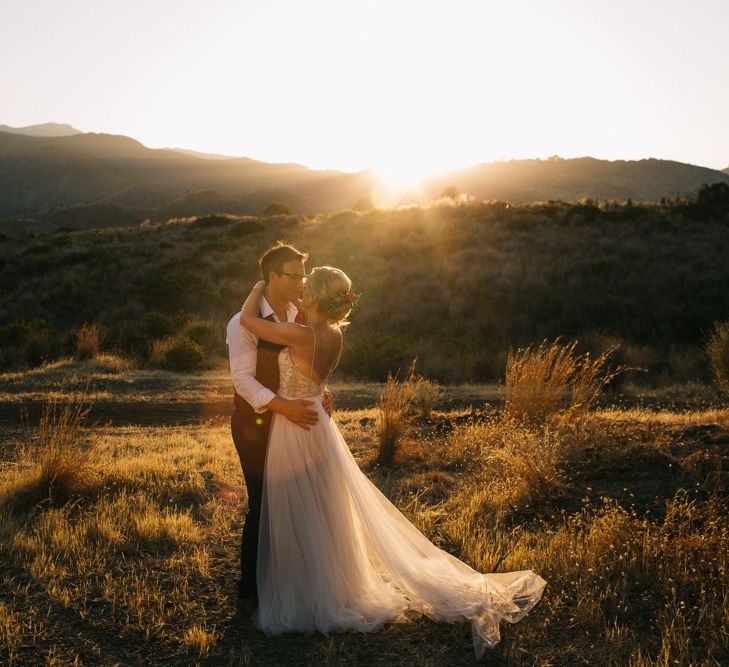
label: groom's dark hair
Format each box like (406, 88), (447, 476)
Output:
(259, 241), (308, 284)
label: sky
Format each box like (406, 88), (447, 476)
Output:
(3, 0), (729, 186)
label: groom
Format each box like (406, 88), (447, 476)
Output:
(226, 241), (328, 615)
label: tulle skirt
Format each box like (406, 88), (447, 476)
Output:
(253, 394), (546, 657)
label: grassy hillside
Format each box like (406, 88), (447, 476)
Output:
(2, 194), (729, 382)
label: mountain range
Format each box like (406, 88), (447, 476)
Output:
(1, 123), (728, 230)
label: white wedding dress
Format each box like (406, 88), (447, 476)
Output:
(253, 348), (546, 657)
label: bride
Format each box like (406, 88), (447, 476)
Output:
(239, 266), (546, 658)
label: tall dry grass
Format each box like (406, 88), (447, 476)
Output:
(376, 361), (443, 463)
(0, 405), (727, 664)
(73, 323), (105, 361)
(399, 408), (729, 665)
(377, 372), (413, 464)
(147, 338), (168, 367)
(17, 401), (97, 505)
(706, 319), (729, 394)
(0, 422), (240, 663)
(505, 339), (625, 423)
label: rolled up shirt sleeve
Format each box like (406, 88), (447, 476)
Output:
(226, 312), (276, 413)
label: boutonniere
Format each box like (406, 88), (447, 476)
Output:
(295, 311), (306, 324)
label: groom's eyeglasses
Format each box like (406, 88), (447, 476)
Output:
(276, 271), (307, 284)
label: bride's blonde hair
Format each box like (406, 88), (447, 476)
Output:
(306, 266), (357, 325)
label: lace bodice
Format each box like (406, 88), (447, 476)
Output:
(278, 347), (325, 399)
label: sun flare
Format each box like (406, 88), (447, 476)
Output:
(373, 161), (434, 192)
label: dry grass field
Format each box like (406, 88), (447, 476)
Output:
(1, 357), (728, 666)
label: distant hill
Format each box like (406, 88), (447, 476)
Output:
(423, 157), (729, 203)
(168, 148), (237, 160)
(0, 122), (81, 137)
(0, 131), (375, 217)
(1, 128), (728, 223)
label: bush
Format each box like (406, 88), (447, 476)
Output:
(183, 320), (220, 352)
(263, 203), (291, 216)
(0, 321), (32, 348)
(142, 311), (174, 339)
(706, 320), (729, 394)
(161, 336), (204, 372)
(667, 345), (706, 383)
(0, 319), (56, 370)
(24, 330), (52, 367)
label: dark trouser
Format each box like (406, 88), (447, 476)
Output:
(231, 403), (273, 599)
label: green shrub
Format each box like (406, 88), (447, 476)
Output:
(227, 220), (265, 238)
(667, 345), (706, 383)
(263, 203), (291, 216)
(142, 311), (174, 339)
(0, 320), (56, 369)
(24, 330), (52, 367)
(183, 320), (220, 352)
(0, 321), (32, 348)
(161, 336), (204, 372)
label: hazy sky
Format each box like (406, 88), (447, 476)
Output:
(3, 0), (729, 184)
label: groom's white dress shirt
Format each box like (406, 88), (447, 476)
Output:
(226, 296), (298, 414)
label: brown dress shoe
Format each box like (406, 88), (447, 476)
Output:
(236, 595), (258, 616)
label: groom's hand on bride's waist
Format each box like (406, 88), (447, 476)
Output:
(268, 396), (319, 430)
(322, 388), (334, 417)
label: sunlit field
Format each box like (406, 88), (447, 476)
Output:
(2, 197), (728, 665)
(1, 352), (727, 666)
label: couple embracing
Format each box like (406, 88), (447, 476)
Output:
(226, 242), (546, 658)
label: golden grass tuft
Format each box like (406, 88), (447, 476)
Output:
(377, 360), (443, 464)
(408, 373), (443, 420)
(0, 601), (22, 659)
(73, 323), (105, 361)
(131, 506), (202, 551)
(505, 339), (626, 423)
(181, 624), (217, 657)
(18, 401), (98, 505)
(84, 352), (134, 374)
(376, 372), (412, 464)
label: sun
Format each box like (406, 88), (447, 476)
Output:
(373, 160), (434, 192)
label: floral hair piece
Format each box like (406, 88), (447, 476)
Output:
(320, 288), (360, 317)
